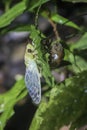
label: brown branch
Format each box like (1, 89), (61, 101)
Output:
(48, 18), (60, 41)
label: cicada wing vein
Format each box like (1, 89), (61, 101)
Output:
(25, 63), (41, 104)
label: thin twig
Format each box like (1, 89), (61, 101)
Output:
(48, 18), (60, 41)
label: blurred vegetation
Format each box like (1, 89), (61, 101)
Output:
(0, 0), (87, 130)
(63, 0), (87, 3)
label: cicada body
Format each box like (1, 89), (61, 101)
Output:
(24, 44), (41, 104)
(50, 43), (64, 64)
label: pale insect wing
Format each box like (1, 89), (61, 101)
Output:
(25, 63), (41, 104)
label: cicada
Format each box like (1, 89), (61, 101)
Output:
(24, 43), (41, 104)
(50, 43), (64, 66)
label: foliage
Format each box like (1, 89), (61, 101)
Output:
(30, 71), (87, 130)
(64, 32), (87, 73)
(51, 14), (80, 30)
(0, 0), (87, 130)
(29, 25), (54, 87)
(0, 78), (27, 130)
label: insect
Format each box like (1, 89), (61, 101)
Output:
(24, 43), (41, 105)
(41, 38), (64, 68)
(50, 43), (64, 67)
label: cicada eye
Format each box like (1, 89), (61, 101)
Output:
(27, 49), (32, 53)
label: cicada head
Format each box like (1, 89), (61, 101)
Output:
(24, 44), (37, 67)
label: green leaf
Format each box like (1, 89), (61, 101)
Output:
(30, 25), (41, 46)
(29, 25), (54, 87)
(11, 25), (31, 32)
(66, 32), (87, 73)
(4, 24), (31, 34)
(70, 55), (87, 73)
(0, 2), (26, 28)
(64, 48), (87, 73)
(71, 32), (87, 50)
(51, 14), (80, 30)
(30, 71), (87, 130)
(64, 32), (87, 73)
(27, 0), (50, 11)
(0, 78), (27, 129)
(0, 0), (49, 29)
